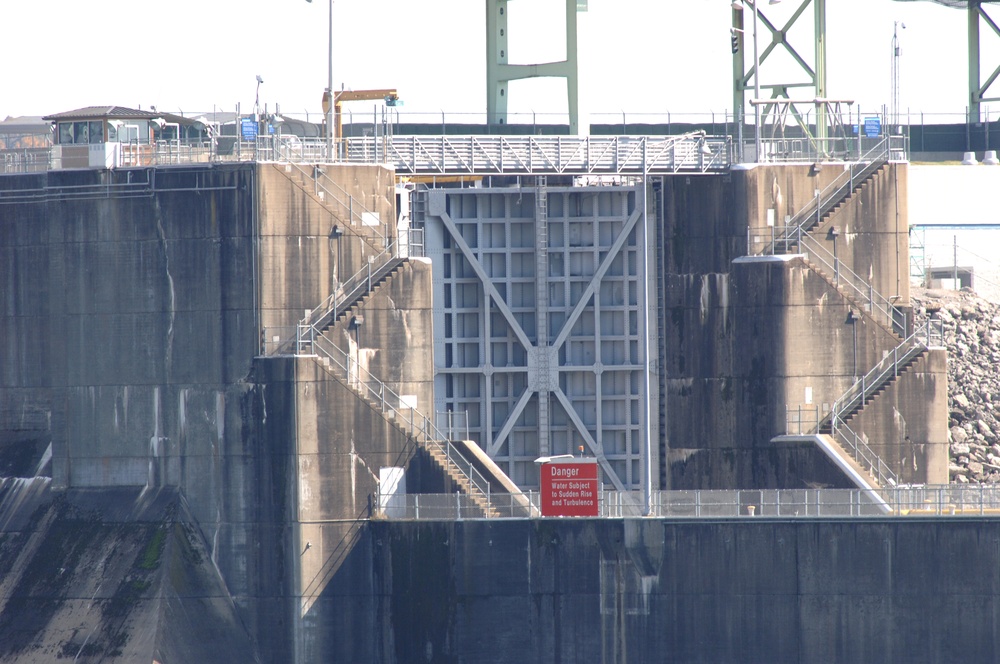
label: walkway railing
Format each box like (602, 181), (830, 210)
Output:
(2, 133), (733, 175)
(373, 485), (1000, 519)
(343, 133), (732, 175)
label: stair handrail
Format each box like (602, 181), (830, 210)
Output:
(294, 240), (403, 355)
(288, 162), (388, 246)
(309, 333), (497, 505)
(830, 319), (944, 426)
(760, 136), (891, 256)
(829, 418), (899, 490)
(791, 230), (907, 334)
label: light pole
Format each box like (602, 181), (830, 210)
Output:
(306, 0), (334, 160)
(254, 74), (264, 120)
(891, 21), (906, 130)
(733, 0), (781, 162)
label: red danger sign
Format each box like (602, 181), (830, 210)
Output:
(540, 462), (599, 517)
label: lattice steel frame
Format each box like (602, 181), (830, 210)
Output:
(486, 0), (583, 134)
(732, 0), (829, 143)
(968, 1), (1000, 118)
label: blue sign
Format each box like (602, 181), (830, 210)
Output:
(864, 116), (881, 138)
(241, 118), (258, 140)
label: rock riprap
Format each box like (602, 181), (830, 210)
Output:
(912, 287), (1000, 483)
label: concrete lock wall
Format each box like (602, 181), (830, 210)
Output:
(257, 163), (397, 346)
(1, 156), (950, 661)
(0, 161), (412, 661)
(322, 258), (436, 415)
(251, 342), (437, 660)
(659, 163), (930, 489)
(0, 164), (272, 640)
(844, 348), (949, 485)
(366, 518), (1000, 664)
(0, 163), (272, 630)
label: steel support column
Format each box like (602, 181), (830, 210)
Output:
(971, 1), (982, 119)
(732, 4), (746, 161)
(968, 0), (1000, 121)
(486, 0), (583, 134)
(732, 0), (828, 150)
(815, 0), (828, 142)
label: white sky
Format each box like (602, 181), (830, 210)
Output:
(1, 0), (996, 124)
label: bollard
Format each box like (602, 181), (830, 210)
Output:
(747, 505), (756, 517)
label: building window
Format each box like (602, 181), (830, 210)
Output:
(88, 121), (103, 144)
(73, 122), (89, 144)
(58, 122), (73, 144)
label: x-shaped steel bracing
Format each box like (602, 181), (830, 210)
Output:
(435, 201), (644, 492)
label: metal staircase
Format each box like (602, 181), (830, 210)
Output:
(309, 330), (504, 518)
(754, 141), (929, 490)
(293, 247), (407, 355)
(263, 166), (514, 514)
(764, 137), (894, 256)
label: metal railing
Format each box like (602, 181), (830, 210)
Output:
(750, 226), (907, 334)
(1, 133), (733, 175)
(292, 246), (404, 356)
(286, 162), (388, 246)
(2, 127), (913, 175)
(342, 132), (732, 175)
(823, 319), (945, 488)
(828, 418), (899, 489)
(372, 485), (1000, 520)
(306, 330), (495, 507)
(831, 319), (944, 430)
(782, 321), (944, 488)
(786, 404), (821, 436)
(740, 134), (905, 165)
(757, 135), (901, 257)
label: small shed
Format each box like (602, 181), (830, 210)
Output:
(42, 106), (209, 168)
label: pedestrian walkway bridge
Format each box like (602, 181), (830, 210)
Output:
(2, 132), (733, 176)
(338, 133), (731, 175)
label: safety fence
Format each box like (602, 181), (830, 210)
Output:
(374, 485), (1000, 520)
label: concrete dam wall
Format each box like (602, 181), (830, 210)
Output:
(367, 517), (1000, 664)
(0, 156), (954, 661)
(657, 162), (947, 489)
(0, 161), (430, 660)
